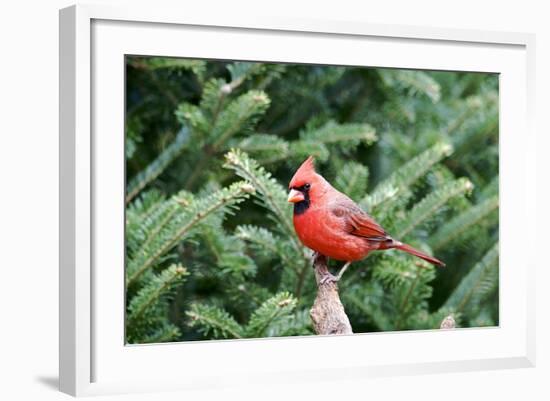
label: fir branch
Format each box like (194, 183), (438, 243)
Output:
(344, 285), (393, 331)
(372, 257), (421, 289)
(127, 265), (188, 323)
(285, 121), (377, 163)
(264, 309), (313, 337)
(397, 178), (474, 238)
(224, 149), (295, 239)
(470, 304), (497, 327)
(235, 225), (295, 268)
(446, 92), (498, 135)
(288, 140), (330, 162)
(126, 189), (165, 220)
(130, 191), (194, 259)
(127, 181), (255, 285)
(362, 141), (454, 210)
(126, 189), (167, 255)
(199, 223), (257, 278)
(127, 193), (196, 263)
(140, 322), (181, 344)
(128, 57), (206, 80)
(186, 304), (244, 339)
(126, 126), (191, 203)
(234, 134), (289, 164)
(226, 62), (266, 91)
(224, 150), (313, 297)
(430, 195), (498, 250)
(224, 150), (310, 294)
(371, 256), (435, 330)
(210, 90), (271, 149)
(394, 270), (421, 330)
(442, 242), (499, 313)
(184, 90), (270, 189)
(127, 191), (193, 264)
(175, 103), (210, 139)
(480, 175), (499, 200)
(245, 292), (297, 337)
(200, 62), (265, 128)
(334, 161), (369, 202)
(299, 120), (377, 147)
(198, 78), (230, 126)
(379, 70), (441, 102)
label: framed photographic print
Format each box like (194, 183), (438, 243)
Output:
(59, 4), (536, 396)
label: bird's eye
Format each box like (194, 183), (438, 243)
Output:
(303, 183), (311, 190)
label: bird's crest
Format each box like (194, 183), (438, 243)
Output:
(289, 156), (316, 188)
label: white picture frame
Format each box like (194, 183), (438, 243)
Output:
(59, 4), (536, 397)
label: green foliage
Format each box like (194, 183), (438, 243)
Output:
(244, 292), (298, 337)
(362, 142), (453, 210)
(396, 178), (474, 238)
(186, 303), (245, 339)
(185, 292), (301, 340)
(295, 121), (377, 161)
(429, 194), (498, 251)
(125, 57), (499, 343)
(379, 70), (441, 103)
(126, 181), (254, 287)
(442, 242), (499, 324)
(224, 148), (294, 237)
(334, 161), (370, 202)
(126, 264), (188, 343)
(126, 126), (191, 203)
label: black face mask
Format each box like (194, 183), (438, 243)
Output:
(292, 185), (311, 215)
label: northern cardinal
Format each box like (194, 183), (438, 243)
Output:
(287, 156), (444, 282)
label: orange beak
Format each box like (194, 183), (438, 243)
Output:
(287, 189), (305, 203)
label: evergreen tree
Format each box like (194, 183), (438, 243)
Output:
(125, 57), (499, 343)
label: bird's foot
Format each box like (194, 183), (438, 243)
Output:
(319, 272), (339, 285)
(335, 262), (351, 282)
(310, 251), (319, 262)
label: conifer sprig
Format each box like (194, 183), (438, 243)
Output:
(127, 264), (188, 324)
(127, 191), (194, 259)
(300, 121), (377, 147)
(397, 178), (474, 238)
(430, 195), (499, 250)
(235, 225), (295, 268)
(127, 181), (255, 285)
(379, 70), (442, 102)
(186, 304), (244, 339)
(140, 322), (182, 344)
(235, 134), (289, 164)
(334, 161), (369, 202)
(210, 91), (271, 148)
(126, 126), (191, 203)
(363, 142), (454, 210)
(128, 57), (206, 80)
(442, 242), (499, 314)
(224, 149), (294, 239)
(199, 221), (257, 278)
(179, 89), (271, 189)
(245, 292), (297, 337)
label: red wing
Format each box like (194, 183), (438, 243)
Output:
(348, 212), (389, 241)
(332, 202), (389, 241)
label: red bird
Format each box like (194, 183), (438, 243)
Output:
(287, 156), (445, 283)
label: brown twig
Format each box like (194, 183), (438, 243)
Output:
(440, 315), (456, 329)
(309, 254), (353, 335)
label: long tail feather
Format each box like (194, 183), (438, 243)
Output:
(394, 242), (445, 267)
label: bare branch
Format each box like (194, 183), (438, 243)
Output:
(440, 315), (456, 329)
(309, 254), (353, 335)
